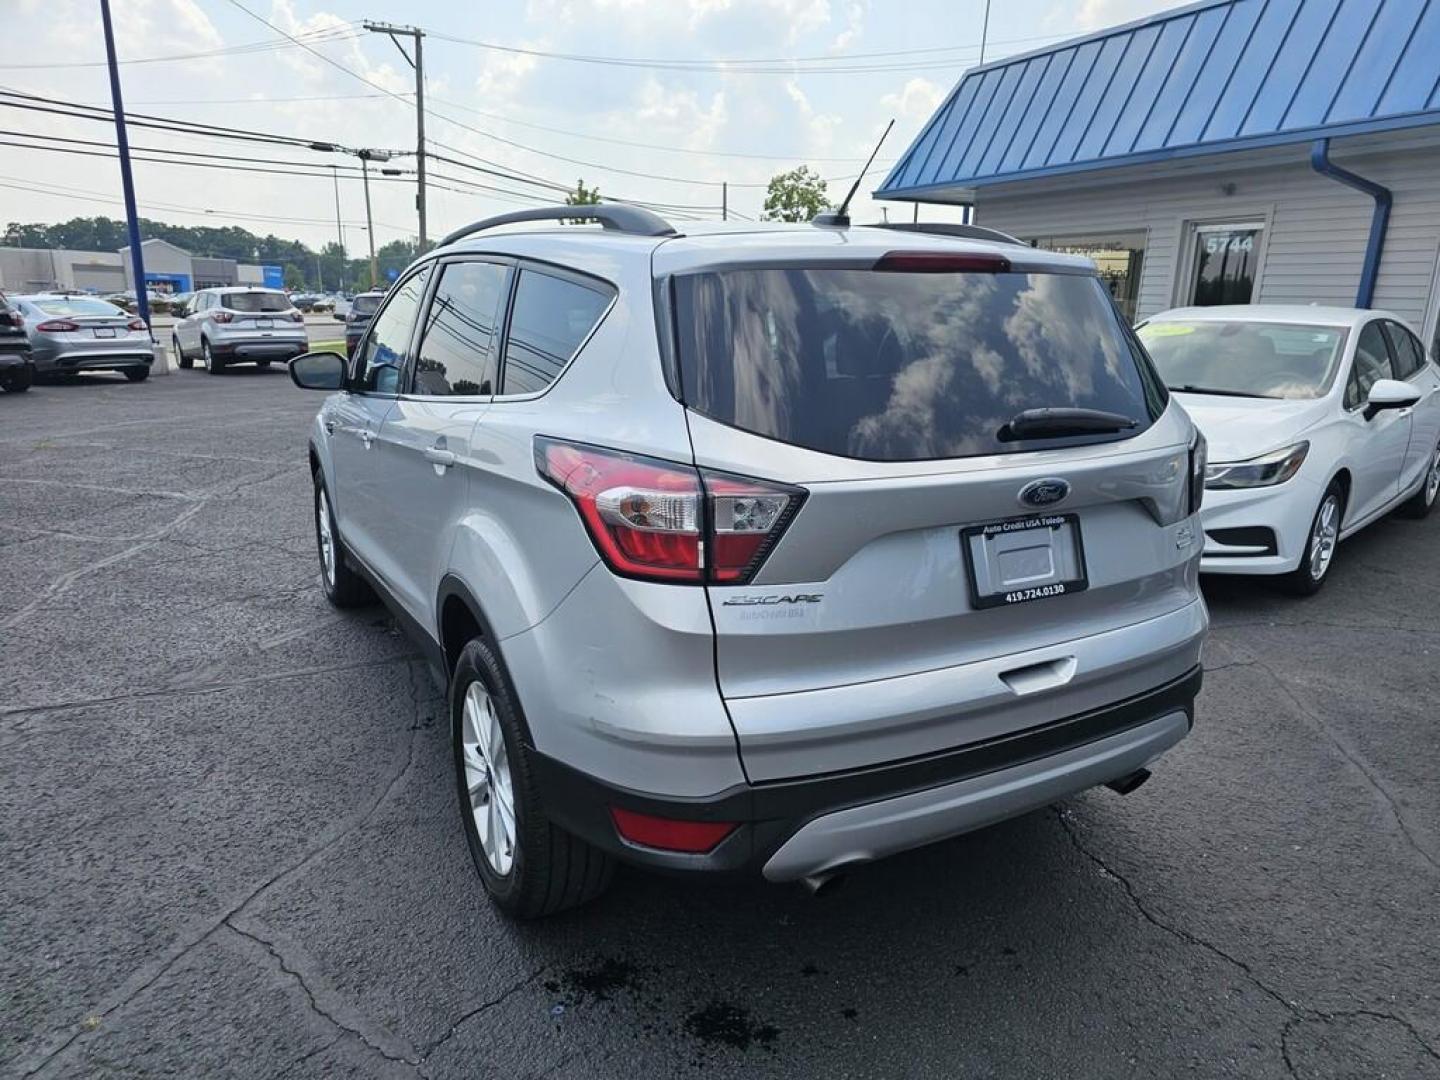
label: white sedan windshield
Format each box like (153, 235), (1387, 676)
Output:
(1138, 320), (1345, 400)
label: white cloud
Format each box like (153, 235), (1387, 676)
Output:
(881, 77), (946, 121)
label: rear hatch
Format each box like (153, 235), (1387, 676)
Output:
(220, 290), (298, 330)
(666, 244), (1202, 781)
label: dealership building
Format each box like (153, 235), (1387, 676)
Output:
(879, 0), (1440, 357)
(0, 238), (282, 295)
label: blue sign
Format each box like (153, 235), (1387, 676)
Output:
(385, 268), (399, 282)
(261, 265), (284, 289)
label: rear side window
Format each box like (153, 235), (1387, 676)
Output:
(413, 261), (509, 396)
(673, 267), (1165, 461)
(221, 292), (290, 313)
(499, 269), (613, 396)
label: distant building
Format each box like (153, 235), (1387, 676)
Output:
(878, 0), (1440, 358)
(0, 237), (281, 294)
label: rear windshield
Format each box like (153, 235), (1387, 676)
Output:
(221, 292), (291, 313)
(32, 297), (125, 318)
(1137, 320), (1345, 400)
(351, 294), (382, 316)
(673, 267), (1165, 461)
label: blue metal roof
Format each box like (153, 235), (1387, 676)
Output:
(878, 0), (1440, 198)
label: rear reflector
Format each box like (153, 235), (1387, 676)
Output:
(874, 251), (1012, 273)
(610, 807), (737, 853)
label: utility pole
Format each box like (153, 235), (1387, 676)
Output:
(331, 166), (345, 290)
(722, 182), (728, 222)
(356, 150), (393, 287)
(364, 22), (427, 250)
(99, 0), (149, 330)
(979, 0), (992, 64)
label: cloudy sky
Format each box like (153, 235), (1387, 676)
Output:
(3, 0), (1177, 252)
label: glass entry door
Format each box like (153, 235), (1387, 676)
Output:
(1190, 223), (1263, 306)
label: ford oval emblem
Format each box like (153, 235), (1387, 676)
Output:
(1019, 478), (1070, 508)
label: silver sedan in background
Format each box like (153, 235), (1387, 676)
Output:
(12, 295), (154, 382)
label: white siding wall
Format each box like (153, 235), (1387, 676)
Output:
(973, 139), (1440, 329)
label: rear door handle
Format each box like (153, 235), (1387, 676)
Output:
(423, 446), (457, 469)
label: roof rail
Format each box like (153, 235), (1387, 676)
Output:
(439, 205), (678, 247)
(872, 222), (1024, 246)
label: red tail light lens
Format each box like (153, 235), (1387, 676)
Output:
(537, 438), (703, 582)
(289, 310), (304, 323)
(36, 319), (79, 332)
(610, 807), (736, 853)
(127, 319), (147, 332)
(213, 311), (234, 324)
(535, 437), (805, 585)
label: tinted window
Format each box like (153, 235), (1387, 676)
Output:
(500, 270), (612, 395)
(674, 268), (1164, 461)
(30, 297), (126, 318)
(1384, 322), (1425, 379)
(1347, 322), (1395, 409)
(1137, 320), (1345, 400)
(351, 294), (382, 317)
(412, 261), (509, 396)
(356, 267), (430, 394)
(221, 291), (291, 313)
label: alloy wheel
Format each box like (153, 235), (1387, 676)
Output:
(1309, 494), (1340, 582)
(316, 487), (336, 587)
(1426, 445), (1440, 507)
(460, 681), (516, 876)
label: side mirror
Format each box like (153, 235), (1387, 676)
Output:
(1364, 378), (1420, 420)
(289, 350), (347, 391)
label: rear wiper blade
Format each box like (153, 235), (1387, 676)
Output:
(998, 407), (1137, 442)
(1171, 384), (1271, 399)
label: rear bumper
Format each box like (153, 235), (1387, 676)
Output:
(33, 346), (152, 372)
(210, 338), (308, 361)
(532, 665), (1201, 879)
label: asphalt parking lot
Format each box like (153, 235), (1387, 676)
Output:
(3, 369), (1438, 1079)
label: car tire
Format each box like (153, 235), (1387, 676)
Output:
(122, 367), (149, 383)
(1281, 483), (1344, 596)
(1, 365), (33, 393)
(452, 637), (614, 919)
(203, 339), (224, 375)
(174, 337), (193, 370)
(312, 469), (374, 609)
(1400, 442), (1440, 520)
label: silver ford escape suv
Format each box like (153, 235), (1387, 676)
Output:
(289, 205), (1208, 919)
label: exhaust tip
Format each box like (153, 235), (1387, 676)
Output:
(801, 872), (847, 897)
(1105, 768), (1152, 796)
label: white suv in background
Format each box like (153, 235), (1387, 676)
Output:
(172, 287), (307, 374)
(289, 206), (1209, 918)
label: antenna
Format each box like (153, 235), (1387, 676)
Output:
(813, 118), (895, 228)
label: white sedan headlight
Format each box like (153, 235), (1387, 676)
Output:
(1205, 442), (1309, 490)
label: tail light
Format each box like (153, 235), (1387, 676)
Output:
(36, 319), (79, 332)
(535, 437), (804, 585)
(1188, 431), (1207, 514)
(288, 310), (304, 323)
(127, 318), (147, 332)
(875, 251), (1012, 273)
(213, 311), (234, 324)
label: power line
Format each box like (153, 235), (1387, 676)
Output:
(0, 128), (379, 176)
(0, 25), (361, 71)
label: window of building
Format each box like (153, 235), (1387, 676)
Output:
(499, 269), (613, 396)
(1189, 223), (1263, 306)
(1026, 231), (1146, 322)
(412, 261), (510, 397)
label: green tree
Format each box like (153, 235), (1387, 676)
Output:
(564, 178), (602, 223)
(761, 165), (831, 223)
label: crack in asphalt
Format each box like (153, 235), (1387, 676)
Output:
(1056, 809), (1440, 1071)
(16, 660), (432, 1078)
(0, 465), (304, 632)
(224, 922), (422, 1072)
(1242, 654), (1440, 876)
(415, 967), (551, 1076)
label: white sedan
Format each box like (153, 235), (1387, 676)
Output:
(1137, 305), (1440, 594)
